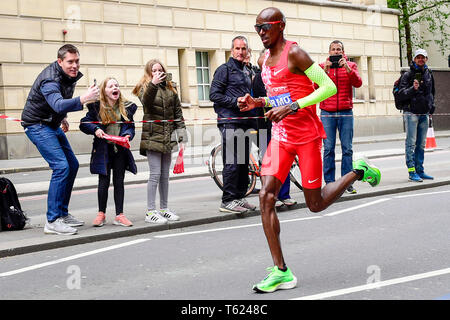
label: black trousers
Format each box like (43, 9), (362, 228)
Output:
(218, 123), (255, 203)
(98, 144), (127, 214)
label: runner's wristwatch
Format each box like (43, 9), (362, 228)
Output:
(289, 101), (299, 113)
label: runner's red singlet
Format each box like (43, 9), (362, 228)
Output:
(261, 40), (326, 144)
(260, 41), (325, 188)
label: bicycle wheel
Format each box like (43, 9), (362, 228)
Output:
(289, 156), (303, 191)
(208, 143), (258, 196)
(246, 162), (258, 197)
(208, 143), (224, 190)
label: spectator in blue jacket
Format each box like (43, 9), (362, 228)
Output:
(210, 36), (257, 214)
(397, 49), (436, 182)
(80, 77), (137, 227)
(21, 44), (99, 235)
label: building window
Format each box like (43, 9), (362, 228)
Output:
(348, 57), (361, 102)
(196, 51), (210, 101)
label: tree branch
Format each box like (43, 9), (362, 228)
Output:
(406, 1), (450, 18)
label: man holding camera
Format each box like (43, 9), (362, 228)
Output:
(319, 40), (362, 194)
(396, 49), (435, 182)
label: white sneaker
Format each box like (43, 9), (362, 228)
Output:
(62, 213), (84, 227)
(275, 200), (284, 208)
(145, 210), (168, 224)
(159, 209), (180, 221)
(44, 218), (78, 235)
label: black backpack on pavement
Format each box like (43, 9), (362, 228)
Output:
(0, 177), (27, 231)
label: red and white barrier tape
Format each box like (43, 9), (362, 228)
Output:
(1, 113), (449, 125)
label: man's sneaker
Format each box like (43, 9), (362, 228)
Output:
(92, 212), (106, 227)
(409, 172), (423, 182)
(44, 218), (77, 235)
(145, 210), (168, 224)
(353, 157), (381, 187)
(280, 198), (297, 206)
(418, 172), (434, 180)
(160, 209), (180, 221)
(346, 185), (357, 194)
(275, 200), (284, 208)
(253, 266), (298, 293)
(237, 198), (257, 211)
(219, 200), (249, 214)
(62, 213), (84, 227)
(113, 214), (133, 227)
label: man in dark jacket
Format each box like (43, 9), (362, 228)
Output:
(21, 44), (99, 235)
(397, 48), (435, 182)
(319, 40), (362, 194)
(210, 36), (257, 214)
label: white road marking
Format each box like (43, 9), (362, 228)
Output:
(292, 267), (450, 300)
(154, 216), (322, 238)
(394, 190), (450, 198)
(0, 239), (150, 278)
(155, 198), (398, 239)
(323, 198), (391, 217)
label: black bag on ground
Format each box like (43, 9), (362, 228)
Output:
(0, 177), (27, 231)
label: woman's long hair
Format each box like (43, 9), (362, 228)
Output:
(132, 59), (177, 96)
(99, 77), (129, 124)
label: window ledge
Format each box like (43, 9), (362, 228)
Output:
(181, 103), (192, 108)
(198, 101), (213, 108)
(353, 99), (365, 104)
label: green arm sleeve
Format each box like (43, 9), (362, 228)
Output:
(296, 62), (337, 109)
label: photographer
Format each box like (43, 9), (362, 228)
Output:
(319, 40), (362, 194)
(397, 49), (435, 182)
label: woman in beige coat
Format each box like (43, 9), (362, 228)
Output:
(133, 59), (187, 224)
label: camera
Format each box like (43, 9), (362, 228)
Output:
(329, 55), (342, 68)
(414, 72), (422, 82)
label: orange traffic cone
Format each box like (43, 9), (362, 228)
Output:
(426, 118), (437, 149)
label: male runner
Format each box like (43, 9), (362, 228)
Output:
(238, 7), (381, 293)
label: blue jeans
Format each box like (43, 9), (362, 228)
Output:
(403, 112), (428, 174)
(321, 109), (354, 184)
(25, 124), (79, 222)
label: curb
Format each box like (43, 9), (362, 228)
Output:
(2, 178), (450, 258)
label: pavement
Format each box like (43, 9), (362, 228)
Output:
(1, 131), (450, 258)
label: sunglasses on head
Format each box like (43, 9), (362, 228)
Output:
(254, 21), (282, 33)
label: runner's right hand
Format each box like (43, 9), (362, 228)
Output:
(238, 93), (257, 111)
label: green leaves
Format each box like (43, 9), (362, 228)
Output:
(388, 0), (450, 63)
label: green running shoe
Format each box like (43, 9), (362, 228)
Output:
(353, 157), (381, 187)
(253, 266), (297, 293)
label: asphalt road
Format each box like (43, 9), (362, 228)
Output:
(1, 186), (449, 301)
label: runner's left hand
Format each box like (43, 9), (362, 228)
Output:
(265, 105), (292, 123)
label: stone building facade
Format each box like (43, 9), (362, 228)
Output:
(0, 0), (401, 159)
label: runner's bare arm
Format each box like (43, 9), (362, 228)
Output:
(288, 45), (337, 110)
(264, 46), (336, 122)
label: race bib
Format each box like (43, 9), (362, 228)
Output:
(268, 92), (293, 108)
